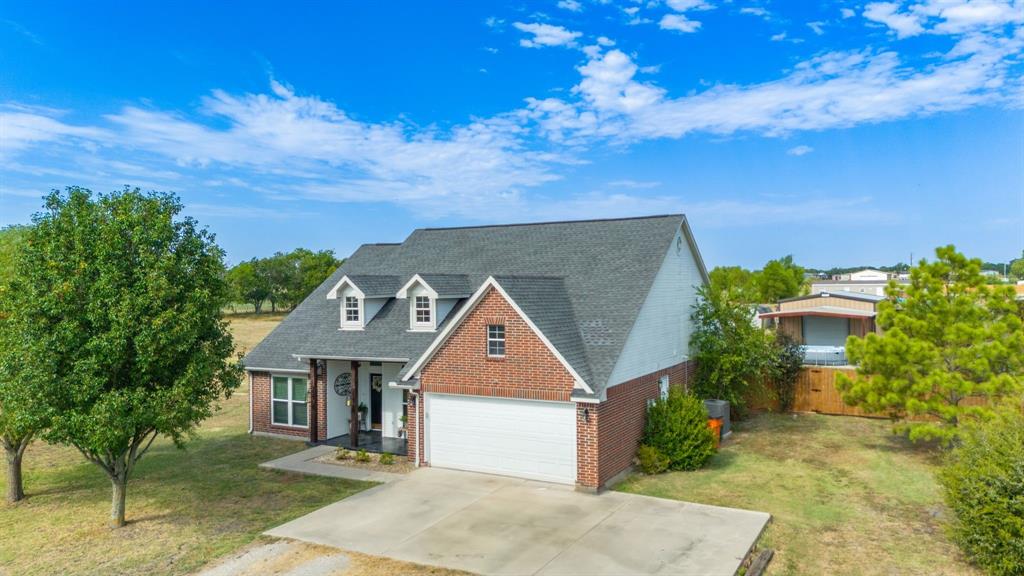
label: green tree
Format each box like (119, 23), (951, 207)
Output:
(837, 246), (1024, 443)
(690, 285), (774, 413)
(227, 260), (270, 313)
(5, 187), (241, 526)
(297, 249), (341, 303)
(708, 266), (755, 302)
(0, 224), (49, 503)
(752, 255), (806, 302)
(1011, 250), (1024, 280)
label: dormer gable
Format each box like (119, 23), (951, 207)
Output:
(396, 274), (471, 332)
(326, 274), (399, 330)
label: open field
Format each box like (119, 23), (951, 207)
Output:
(0, 314), (389, 576)
(618, 413), (977, 575)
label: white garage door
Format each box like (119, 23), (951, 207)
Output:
(426, 394), (577, 484)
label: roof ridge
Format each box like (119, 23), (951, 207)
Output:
(417, 213), (683, 232)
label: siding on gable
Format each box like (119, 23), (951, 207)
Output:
(605, 226), (702, 389)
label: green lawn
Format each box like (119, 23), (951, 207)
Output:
(618, 413), (979, 576)
(0, 315), (375, 576)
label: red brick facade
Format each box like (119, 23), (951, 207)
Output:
(249, 364), (326, 441)
(577, 360), (696, 489)
(402, 283), (697, 491)
(408, 286), (577, 464)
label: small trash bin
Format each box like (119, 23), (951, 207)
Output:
(708, 418), (722, 449)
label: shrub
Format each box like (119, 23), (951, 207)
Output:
(938, 407), (1024, 575)
(636, 444), (670, 475)
(769, 333), (804, 412)
(379, 452), (395, 466)
(334, 448), (352, 460)
(643, 388), (716, 471)
(355, 449), (371, 463)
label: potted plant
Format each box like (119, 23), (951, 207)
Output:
(357, 402), (368, 431)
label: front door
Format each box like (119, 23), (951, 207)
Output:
(370, 373), (383, 430)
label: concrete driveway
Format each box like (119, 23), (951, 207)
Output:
(267, 467), (770, 576)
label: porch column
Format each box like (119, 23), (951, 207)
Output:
(349, 361), (360, 447)
(308, 358), (318, 443)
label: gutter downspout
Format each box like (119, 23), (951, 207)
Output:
(411, 388), (420, 468)
(247, 372), (254, 434)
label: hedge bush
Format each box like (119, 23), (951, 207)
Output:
(636, 444), (670, 475)
(938, 408), (1024, 575)
(642, 388), (716, 471)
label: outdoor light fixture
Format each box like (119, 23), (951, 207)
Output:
(583, 408), (590, 423)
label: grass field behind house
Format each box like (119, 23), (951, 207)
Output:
(618, 414), (978, 576)
(0, 313), (378, 576)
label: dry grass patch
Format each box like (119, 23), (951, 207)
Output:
(618, 413), (979, 576)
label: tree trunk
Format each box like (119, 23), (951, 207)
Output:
(110, 473), (128, 528)
(5, 445), (24, 504)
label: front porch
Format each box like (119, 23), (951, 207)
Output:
(316, 431), (408, 456)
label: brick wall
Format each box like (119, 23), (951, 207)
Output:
(409, 286), (577, 464)
(250, 370), (314, 440)
(578, 359), (696, 489)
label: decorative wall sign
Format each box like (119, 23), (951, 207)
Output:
(333, 372), (351, 397)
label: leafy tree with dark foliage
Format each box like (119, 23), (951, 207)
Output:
(0, 225), (49, 503)
(4, 187), (241, 527)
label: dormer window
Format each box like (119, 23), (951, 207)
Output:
(415, 296), (431, 324)
(341, 295), (364, 330)
(345, 296), (360, 323)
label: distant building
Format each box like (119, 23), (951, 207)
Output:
(811, 278), (904, 297)
(761, 291), (885, 366)
(831, 268), (892, 282)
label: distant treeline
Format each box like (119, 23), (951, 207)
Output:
(807, 260), (1013, 277)
(226, 248), (342, 314)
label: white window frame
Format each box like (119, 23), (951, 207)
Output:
(411, 295), (434, 330)
(659, 375), (670, 400)
(487, 324), (506, 357)
(271, 375), (309, 428)
(341, 295), (363, 330)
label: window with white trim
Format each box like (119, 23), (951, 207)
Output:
(271, 375), (308, 427)
(344, 296), (360, 323)
(415, 296), (431, 324)
(659, 375), (670, 400)
(487, 324), (506, 357)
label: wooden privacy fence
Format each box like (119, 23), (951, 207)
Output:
(760, 366), (990, 419)
(793, 367), (877, 417)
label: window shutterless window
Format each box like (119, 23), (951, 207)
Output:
(415, 296), (431, 324)
(271, 376), (308, 427)
(344, 296), (360, 323)
(487, 324), (505, 357)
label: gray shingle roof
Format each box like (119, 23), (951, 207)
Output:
(345, 275), (402, 298)
(417, 274), (472, 297)
(242, 214), (692, 394)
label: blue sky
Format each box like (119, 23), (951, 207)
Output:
(1, 1), (1022, 269)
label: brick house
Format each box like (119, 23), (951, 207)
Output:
(243, 215), (708, 491)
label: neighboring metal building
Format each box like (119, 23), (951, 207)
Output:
(761, 291), (885, 366)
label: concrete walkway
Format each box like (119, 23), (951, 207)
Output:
(267, 467), (770, 576)
(259, 445), (406, 483)
(197, 540), (349, 576)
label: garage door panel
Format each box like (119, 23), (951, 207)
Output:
(427, 394), (576, 484)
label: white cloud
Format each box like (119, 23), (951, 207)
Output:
(771, 31), (788, 41)
(666, 0), (713, 11)
(0, 105), (108, 158)
(740, 7), (770, 17)
(865, 0), (1024, 39)
(787, 145), (814, 156)
(807, 21), (826, 35)
(530, 30), (1023, 142)
(513, 22), (583, 48)
(864, 2), (926, 37)
(660, 13), (703, 32)
(841, 7), (856, 18)
(607, 179), (662, 188)
(623, 6), (640, 15)
(557, 0), (583, 11)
